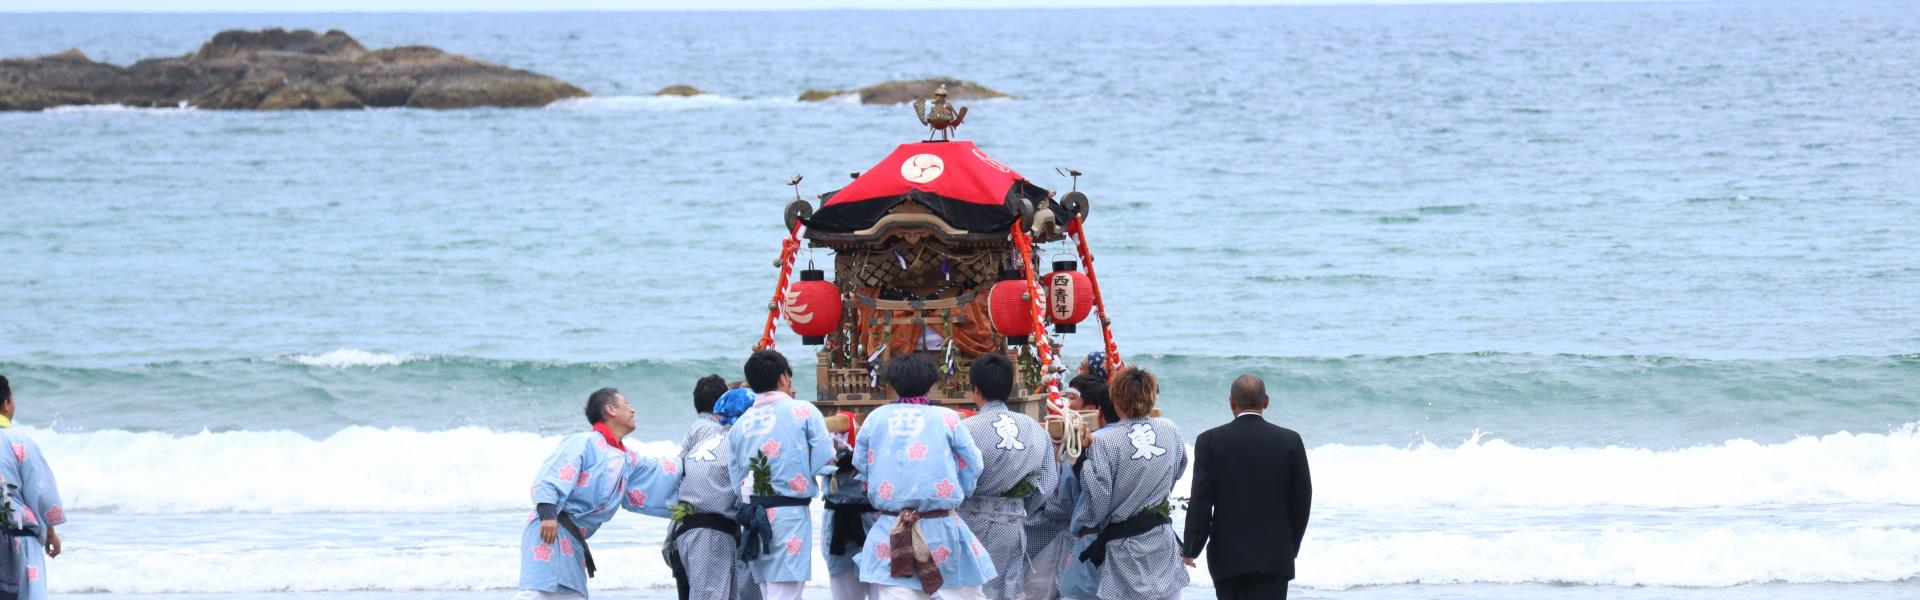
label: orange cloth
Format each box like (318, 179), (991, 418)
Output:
(855, 289), (997, 361)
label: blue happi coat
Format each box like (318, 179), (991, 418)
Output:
(1054, 422), (1121, 599)
(519, 431), (681, 598)
(0, 424), (64, 600)
(1059, 418), (1188, 599)
(851, 403), (997, 590)
(726, 391), (837, 583)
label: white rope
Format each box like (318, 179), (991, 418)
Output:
(1057, 409), (1088, 463)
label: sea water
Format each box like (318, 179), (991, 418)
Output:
(2, 2), (1918, 598)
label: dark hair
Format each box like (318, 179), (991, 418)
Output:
(1229, 374), (1268, 411)
(0, 375), (9, 403)
(744, 349), (792, 394)
(969, 353), (1014, 401)
(692, 374), (728, 413)
(585, 387), (621, 424)
(1069, 373), (1118, 424)
(883, 355), (939, 398)
(1109, 366), (1158, 419)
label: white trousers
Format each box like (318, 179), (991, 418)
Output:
(761, 581), (806, 600)
(874, 584), (987, 600)
(832, 568), (875, 600)
(512, 591), (584, 600)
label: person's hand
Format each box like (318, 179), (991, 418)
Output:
(45, 527), (61, 558)
(540, 519), (559, 544)
(1182, 556), (1196, 568)
(1080, 430), (1093, 448)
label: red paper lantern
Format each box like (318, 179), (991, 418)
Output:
(989, 273), (1035, 345)
(783, 269), (842, 345)
(1045, 260), (1094, 334)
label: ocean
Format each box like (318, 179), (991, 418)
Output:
(2, 1), (1918, 598)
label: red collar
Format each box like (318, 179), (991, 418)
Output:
(592, 423), (626, 451)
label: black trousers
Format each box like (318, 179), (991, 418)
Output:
(1215, 572), (1288, 600)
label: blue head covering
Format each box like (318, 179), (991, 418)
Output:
(1085, 351), (1109, 380)
(713, 388), (756, 426)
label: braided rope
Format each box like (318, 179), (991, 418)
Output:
(1067, 218), (1122, 378)
(754, 224), (804, 351)
(1009, 226), (1067, 415)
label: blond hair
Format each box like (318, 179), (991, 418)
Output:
(1108, 366), (1158, 419)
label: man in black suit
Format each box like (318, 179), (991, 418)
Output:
(1181, 374), (1312, 599)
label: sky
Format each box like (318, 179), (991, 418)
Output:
(2, 0), (1651, 12)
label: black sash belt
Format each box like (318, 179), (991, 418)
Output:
(555, 512), (597, 578)
(735, 495), (813, 562)
(825, 500), (876, 556)
(682, 512), (741, 538)
(1076, 511), (1171, 567)
(665, 512), (743, 600)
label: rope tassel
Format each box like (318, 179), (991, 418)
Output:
(755, 224), (804, 351)
(1067, 218), (1123, 377)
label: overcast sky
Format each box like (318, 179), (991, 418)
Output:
(3, 0), (1648, 12)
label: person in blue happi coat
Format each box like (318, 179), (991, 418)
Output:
(0, 375), (65, 600)
(726, 350), (837, 600)
(516, 388), (681, 599)
(852, 355), (996, 600)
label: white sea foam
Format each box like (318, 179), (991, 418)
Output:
(1295, 525), (1920, 589)
(30, 423), (1920, 514)
(289, 349), (419, 368)
(41, 102), (200, 115)
(46, 517), (1920, 592)
(37, 426), (679, 513)
(28, 424), (1920, 592)
(545, 94), (800, 111)
(53, 540), (676, 594)
(1302, 425), (1920, 508)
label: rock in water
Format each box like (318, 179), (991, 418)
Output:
(0, 28), (589, 111)
(653, 84), (706, 96)
(797, 77), (1008, 105)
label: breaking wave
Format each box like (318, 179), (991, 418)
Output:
(38, 426), (678, 514)
(544, 94), (804, 111)
(289, 349), (420, 368)
(34, 422), (1920, 515)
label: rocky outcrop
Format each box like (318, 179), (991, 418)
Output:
(0, 28), (588, 111)
(798, 77), (1007, 105)
(652, 84), (705, 97)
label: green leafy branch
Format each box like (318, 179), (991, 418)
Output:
(668, 500), (696, 523)
(1142, 497), (1174, 520)
(1000, 472), (1039, 499)
(749, 451), (776, 497)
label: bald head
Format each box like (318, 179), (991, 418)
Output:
(1229, 374), (1268, 411)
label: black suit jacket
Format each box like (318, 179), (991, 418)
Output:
(1182, 413), (1312, 581)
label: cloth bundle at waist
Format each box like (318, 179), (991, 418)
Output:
(825, 500), (876, 556)
(1077, 511), (1172, 567)
(0, 528), (28, 595)
(886, 508), (955, 595)
(735, 495), (813, 562)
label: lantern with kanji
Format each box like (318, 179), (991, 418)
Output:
(989, 271), (1035, 345)
(1045, 260), (1094, 333)
(783, 269), (842, 345)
